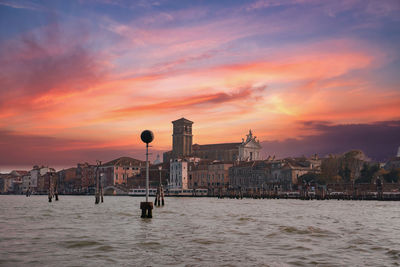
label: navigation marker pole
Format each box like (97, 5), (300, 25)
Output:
(55, 173), (59, 201)
(95, 160), (102, 204)
(140, 130), (154, 218)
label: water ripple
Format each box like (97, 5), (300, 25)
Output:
(1, 196), (400, 266)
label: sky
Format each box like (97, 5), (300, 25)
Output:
(0, 0), (400, 171)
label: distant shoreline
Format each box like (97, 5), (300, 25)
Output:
(2, 193), (400, 201)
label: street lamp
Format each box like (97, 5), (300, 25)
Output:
(157, 165), (165, 206)
(140, 130), (154, 218)
(158, 165), (162, 187)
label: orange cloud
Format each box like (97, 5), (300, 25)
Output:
(108, 85), (266, 119)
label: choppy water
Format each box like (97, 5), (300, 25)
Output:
(0, 196), (399, 266)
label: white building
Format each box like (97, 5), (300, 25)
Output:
(170, 157), (201, 189)
(170, 159), (188, 189)
(238, 130), (262, 161)
(169, 159), (188, 189)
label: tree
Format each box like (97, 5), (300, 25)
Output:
(355, 163), (380, 184)
(299, 172), (325, 185)
(321, 155), (341, 183)
(383, 169), (400, 183)
(342, 150), (367, 182)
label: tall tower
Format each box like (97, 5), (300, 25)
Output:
(172, 118), (193, 158)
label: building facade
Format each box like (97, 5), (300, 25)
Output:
(163, 117), (263, 162)
(172, 118), (193, 159)
(188, 160), (211, 189)
(238, 130), (262, 161)
(100, 157), (145, 186)
(207, 161), (233, 194)
(169, 159), (188, 189)
(77, 163), (96, 193)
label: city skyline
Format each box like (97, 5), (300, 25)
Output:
(1, 0), (400, 170)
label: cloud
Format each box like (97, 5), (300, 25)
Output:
(0, 21), (109, 112)
(0, 0), (43, 11)
(108, 85), (266, 119)
(261, 120), (400, 161)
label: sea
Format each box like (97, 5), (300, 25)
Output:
(0, 195), (399, 266)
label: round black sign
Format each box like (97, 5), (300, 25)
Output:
(141, 130), (154, 144)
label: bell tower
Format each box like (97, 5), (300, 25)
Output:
(172, 118), (193, 158)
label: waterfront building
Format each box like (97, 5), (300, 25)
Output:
(77, 163), (96, 193)
(128, 162), (169, 188)
(36, 168), (56, 194)
(229, 156), (321, 192)
(0, 174), (13, 193)
(188, 160), (212, 189)
(229, 161), (271, 191)
(6, 170), (27, 194)
(278, 156), (321, 185)
(57, 167), (78, 193)
(100, 157), (146, 186)
(207, 161), (233, 194)
(163, 117), (262, 162)
(30, 167), (40, 192)
(169, 157), (201, 189)
(30, 166), (53, 193)
(170, 158), (189, 189)
(192, 129), (262, 161)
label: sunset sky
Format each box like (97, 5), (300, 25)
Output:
(1, 0), (400, 171)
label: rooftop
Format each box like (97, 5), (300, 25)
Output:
(172, 117), (193, 124)
(104, 157), (146, 166)
(193, 142), (241, 150)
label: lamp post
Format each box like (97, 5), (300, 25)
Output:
(140, 130), (154, 218)
(158, 165), (162, 187)
(157, 165), (165, 206)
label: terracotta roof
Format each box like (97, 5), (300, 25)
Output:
(193, 142), (241, 151)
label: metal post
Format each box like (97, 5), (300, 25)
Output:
(146, 143), (149, 203)
(159, 166), (162, 187)
(140, 130), (154, 218)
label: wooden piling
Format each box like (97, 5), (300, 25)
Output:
(161, 186), (165, 206)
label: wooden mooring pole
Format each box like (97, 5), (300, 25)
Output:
(155, 165), (165, 207)
(95, 160), (102, 204)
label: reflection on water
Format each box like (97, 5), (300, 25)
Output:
(0, 196), (399, 266)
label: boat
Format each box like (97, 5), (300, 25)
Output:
(166, 188), (208, 197)
(128, 188), (208, 197)
(128, 188), (158, 196)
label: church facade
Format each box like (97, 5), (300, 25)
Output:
(163, 118), (262, 162)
